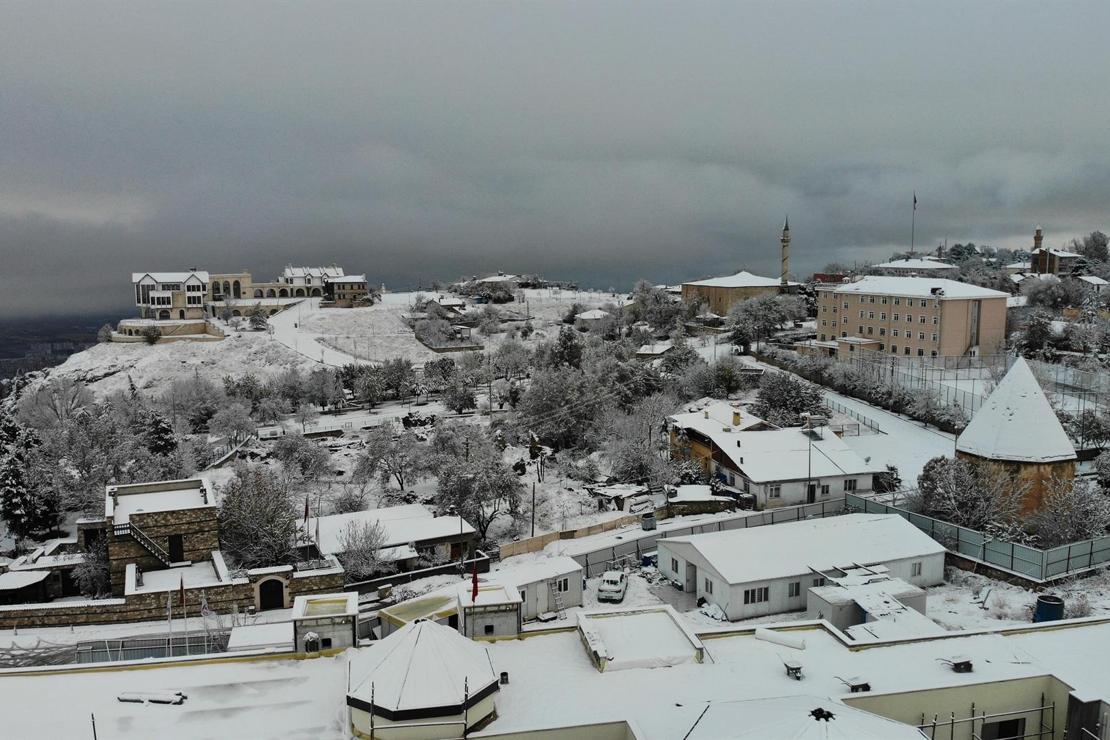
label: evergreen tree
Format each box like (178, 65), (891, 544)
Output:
(0, 429), (55, 546)
(144, 411), (178, 456)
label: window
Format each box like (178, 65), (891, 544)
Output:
(892, 329), (899, 337)
(879, 328), (885, 336)
(879, 312), (886, 320)
(866, 327), (873, 335)
(917, 348), (924, 356)
(704, 578), (714, 594)
(769, 485), (782, 499)
(869, 296), (875, 303)
(671, 558), (679, 573)
(905, 314), (913, 322)
(931, 350), (938, 357)
(918, 332), (925, 340)
(859, 310), (865, 318)
(878, 343), (884, 350)
(867, 311), (874, 319)
(788, 581), (801, 598)
(920, 299), (927, 307)
(812, 577), (826, 587)
(820, 334), (825, 341)
(858, 325), (863, 333)
(743, 586), (770, 604)
(843, 479), (858, 491)
(904, 346), (911, 355)
(843, 302), (849, 309)
(842, 317), (847, 324)
(894, 297), (901, 305)
(932, 333), (938, 342)
(932, 316), (939, 325)
(821, 320), (826, 327)
(911, 561), (923, 577)
(821, 484), (830, 496)
(821, 305), (827, 313)
(880, 297), (887, 304)
(321, 637), (333, 649)
(557, 577), (570, 592)
(890, 345), (897, 353)
(484, 624), (495, 635)
(920, 315), (927, 324)
(981, 718), (1025, 740)
(892, 313), (899, 321)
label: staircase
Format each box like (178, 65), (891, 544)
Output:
(113, 522), (173, 568)
(547, 579), (567, 620)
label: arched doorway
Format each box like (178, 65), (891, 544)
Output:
(266, 289), (276, 298)
(310, 287), (322, 297)
(178, 309), (185, 319)
(279, 288), (289, 297)
(232, 309), (242, 317)
(223, 281), (231, 297)
(258, 579), (285, 610)
(294, 288), (306, 297)
(254, 289), (263, 298)
(158, 309), (170, 320)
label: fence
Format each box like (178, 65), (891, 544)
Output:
(847, 493), (1110, 582)
(344, 551), (491, 595)
(572, 498), (846, 578)
(73, 631), (230, 664)
(823, 398), (881, 433)
(499, 511), (649, 560)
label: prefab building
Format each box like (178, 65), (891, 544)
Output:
(291, 592), (359, 652)
(656, 514), (945, 621)
(458, 582), (522, 640)
(492, 555), (583, 621)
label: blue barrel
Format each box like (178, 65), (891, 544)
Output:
(1033, 594), (1065, 623)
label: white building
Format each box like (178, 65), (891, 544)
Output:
(131, 270), (210, 320)
(458, 581), (523, 639)
(491, 555), (583, 621)
(291, 592), (359, 652)
(347, 619), (500, 739)
(280, 265), (344, 288)
(656, 514), (945, 621)
(306, 504), (476, 570)
(670, 401), (879, 507)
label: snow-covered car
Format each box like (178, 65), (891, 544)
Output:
(596, 571), (628, 603)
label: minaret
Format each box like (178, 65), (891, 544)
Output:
(780, 216), (791, 288)
(1033, 225), (1043, 250)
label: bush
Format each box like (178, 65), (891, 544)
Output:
(141, 326), (162, 345)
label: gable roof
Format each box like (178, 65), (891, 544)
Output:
(307, 504), (475, 556)
(683, 270), (788, 289)
(660, 514), (944, 585)
(956, 357), (1076, 463)
(347, 619), (497, 715)
(873, 258), (956, 271)
(131, 271), (210, 284)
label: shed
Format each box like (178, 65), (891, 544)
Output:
(491, 555), (583, 621)
(347, 619), (499, 739)
(291, 592), (359, 651)
(457, 581), (522, 639)
(656, 514), (945, 621)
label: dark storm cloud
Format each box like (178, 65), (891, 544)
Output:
(2, 1), (1109, 317)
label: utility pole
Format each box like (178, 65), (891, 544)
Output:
(531, 483), (536, 537)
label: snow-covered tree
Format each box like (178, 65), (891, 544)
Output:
(272, 434), (331, 482)
(550, 325), (584, 369)
(97, 324), (114, 343)
(753, 372), (825, 426)
(335, 520), (393, 581)
(143, 410), (178, 456)
(912, 456), (1025, 537)
(1030, 478), (1110, 547)
(217, 465), (298, 568)
(355, 427), (426, 490)
(73, 538), (110, 597)
(209, 402), (256, 444)
(0, 428), (56, 547)
(436, 453), (521, 541)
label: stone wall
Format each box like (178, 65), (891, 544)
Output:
(108, 507), (220, 595)
(0, 569), (345, 630)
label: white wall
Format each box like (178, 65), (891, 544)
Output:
(517, 571), (583, 620)
(756, 474), (875, 509)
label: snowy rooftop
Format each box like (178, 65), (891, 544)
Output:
(492, 554), (583, 588)
(347, 619), (498, 714)
(0, 570), (51, 591)
(475, 273), (520, 283)
(575, 309), (611, 320)
(283, 265), (345, 278)
(670, 399), (769, 433)
(684, 694), (927, 739)
(577, 606), (703, 671)
(1080, 275), (1109, 285)
(458, 580), (522, 608)
(292, 592), (359, 620)
(683, 270), (789, 288)
(636, 340), (673, 355)
(106, 478), (214, 524)
(328, 274), (366, 283)
(131, 560), (224, 594)
(226, 621), (294, 652)
(956, 357), (1077, 463)
(1031, 247), (1082, 258)
(831, 276), (1008, 300)
(872, 258), (957, 271)
(661, 514), (945, 585)
(131, 271), (209, 284)
(307, 503), (476, 555)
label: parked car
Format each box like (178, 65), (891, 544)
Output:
(596, 571), (628, 603)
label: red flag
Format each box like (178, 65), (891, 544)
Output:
(471, 562), (479, 603)
(179, 574), (185, 608)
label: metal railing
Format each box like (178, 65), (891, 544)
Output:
(823, 398), (881, 433)
(113, 522), (173, 566)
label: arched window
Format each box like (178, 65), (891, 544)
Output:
(310, 287), (322, 297)
(254, 289), (263, 298)
(223, 281), (231, 297)
(158, 309), (170, 320)
(279, 288), (289, 297)
(233, 280), (241, 299)
(295, 288), (306, 297)
(266, 289), (276, 298)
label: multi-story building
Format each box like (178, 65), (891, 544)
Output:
(681, 221), (798, 314)
(1028, 226), (1083, 275)
(816, 276), (1008, 358)
(324, 274), (369, 307)
(280, 265), (345, 293)
(131, 271), (210, 320)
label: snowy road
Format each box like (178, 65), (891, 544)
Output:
(823, 389), (956, 483)
(267, 297), (364, 367)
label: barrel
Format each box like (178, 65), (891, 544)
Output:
(1033, 594), (1065, 623)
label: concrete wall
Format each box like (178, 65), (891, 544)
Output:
(461, 603), (521, 639)
(294, 615), (358, 651)
(845, 674), (1071, 740)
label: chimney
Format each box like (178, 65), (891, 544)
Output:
(780, 217), (791, 288)
(704, 410), (709, 420)
(1034, 226), (1043, 250)
(732, 410), (742, 427)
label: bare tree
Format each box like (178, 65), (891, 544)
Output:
(355, 427), (426, 490)
(17, 377), (93, 430)
(336, 520), (394, 581)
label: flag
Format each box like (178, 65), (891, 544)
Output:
(303, 495), (310, 526)
(913, 191), (917, 211)
(167, 590), (172, 621)
(180, 574), (186, 608)
(471, 561), (479, 603)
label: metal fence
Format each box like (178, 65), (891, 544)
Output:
(573, 498), (846, 578)
(73, 631), (230, 664)
(823, 398), (881, 433)
(847, 494), (1110, 582)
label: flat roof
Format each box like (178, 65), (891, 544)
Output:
(226, 622), (294, 651)
(873, 258), (956, 270)
(106, 479), (213, 524)
(492, 554), (583, 589)
(292, 592), (358, 619)
(131, 561), (223, 594)
(0, 570), (51, 590)
(660, 514), (945, 585)
(829, 276), (1008, 300)
(578, 607), (702, 672)
(459, 581), (522, 608)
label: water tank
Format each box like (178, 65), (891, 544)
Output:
(641, 512), (657, 531)
(1033, 594), (1065, 623)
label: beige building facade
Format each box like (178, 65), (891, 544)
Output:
(817, 276), (1008, 357)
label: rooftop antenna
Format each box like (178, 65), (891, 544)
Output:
(910, 191), (917, 256)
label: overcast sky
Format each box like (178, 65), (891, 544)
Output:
(2, 1), (1109, 317)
